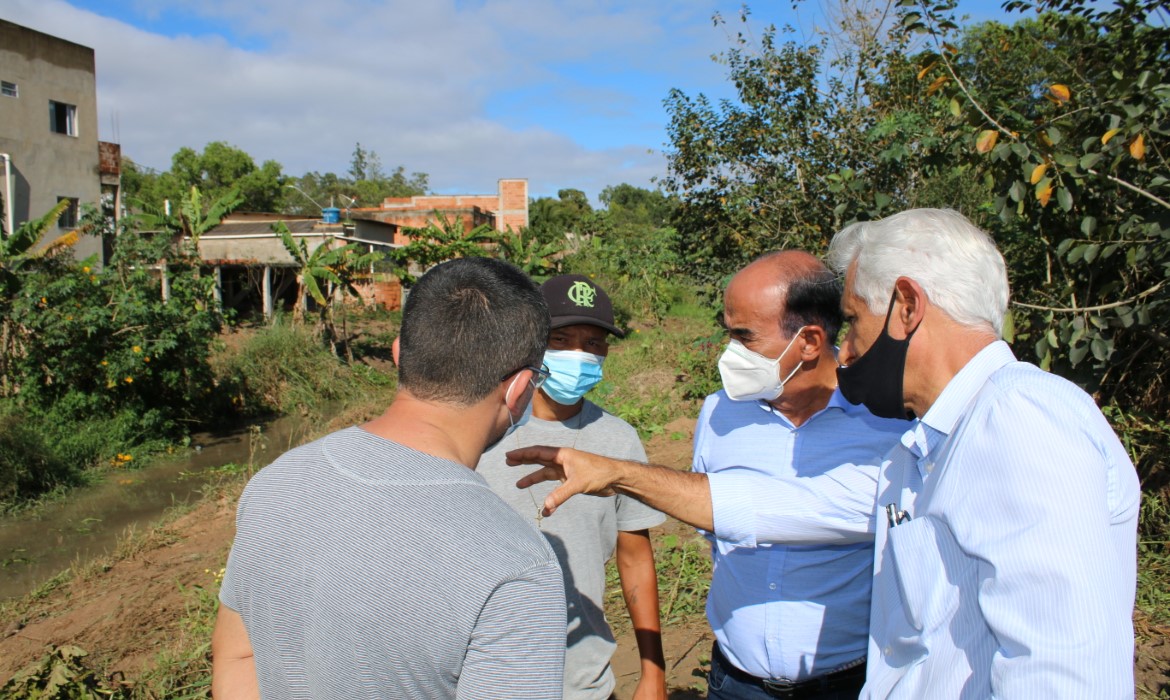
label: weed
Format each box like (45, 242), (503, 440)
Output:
(1137, 489), (1170, 631)
(656, 532), (713, 625)
(0, 644), (133, 699)
(211, 320), (392, 417)
(603, 528), (711, 637)
(0, 402), (82, 511)
(592, 317), (717, 439)
(136, 571), (221, 699)
(28, 569), (71, 600)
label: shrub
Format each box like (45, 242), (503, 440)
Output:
(213, 320), (394, 417)
(0, 402), (79, 510)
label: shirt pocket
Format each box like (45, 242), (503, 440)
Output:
(887, 514), (976, 634)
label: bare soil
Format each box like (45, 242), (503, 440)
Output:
(1, 414), (1166, 698)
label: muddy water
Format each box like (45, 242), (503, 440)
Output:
(0, 414), (318, 601)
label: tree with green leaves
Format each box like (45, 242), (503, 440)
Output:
(900, 0), (1168, 481)
(528, 189), (601, 247)
(284, 145), (429, 216)
(124, 142), (285, 214)
(0, 192), (229, 482)
(0, 199), (76, 395)
(660, 4), (937, 285)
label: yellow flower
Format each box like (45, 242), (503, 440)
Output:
(144, 356), (151, 363)
(124, 376), (133, 383)
(90, 275), (97, 282)
(101, 360), (108, 366)
(132, 346), (142, 353)
(82, 266), (90, 273)
(40, 297), (46, 304)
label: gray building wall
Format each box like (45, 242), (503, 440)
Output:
(0, 19), (103, 261)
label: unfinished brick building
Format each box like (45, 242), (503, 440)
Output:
(351, 178), (528, 245)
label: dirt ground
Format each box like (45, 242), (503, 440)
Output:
(1, 414), (1168, 697)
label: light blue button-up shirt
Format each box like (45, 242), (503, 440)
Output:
(864, 341), (1140, 698)
(695, 389), (909, 681)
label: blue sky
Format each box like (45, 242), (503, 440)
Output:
(3, 0), (1011, 203)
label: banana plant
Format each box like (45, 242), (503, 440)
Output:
(493, 225), (565, 277)
(135, 185), (243, 250)
(276, 221), (382, 360)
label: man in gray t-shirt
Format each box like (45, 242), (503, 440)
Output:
(478, 275), (666, 700)
(212, 258), (566, 699)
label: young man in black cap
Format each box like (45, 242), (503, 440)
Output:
(477, 274), (667, 700)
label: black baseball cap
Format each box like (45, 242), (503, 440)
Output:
(539, 274), (625, 338)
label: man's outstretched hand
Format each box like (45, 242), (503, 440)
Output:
(507, 446), (629, 516)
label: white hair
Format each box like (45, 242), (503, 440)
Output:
(825, 208), (1010, 336)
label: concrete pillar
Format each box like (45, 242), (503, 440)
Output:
(213, 265), (223, 312)
(161, 261), (170, 303)
(262, 265), (272, 320)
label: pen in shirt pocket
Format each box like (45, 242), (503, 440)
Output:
(885, 503), (912, 528)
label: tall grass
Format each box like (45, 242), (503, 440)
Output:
(0, 402), (84, 513)
(212, 318), (395, 418)
(591, 311), (720, 439)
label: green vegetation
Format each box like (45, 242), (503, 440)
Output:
(0, 191), (229, 509)
(213, 318), (395, 418)
(0, 186), (398, 510)
(589, 312), (716, 439)
(123, 141), (429, 217)
(1, 0), (1166, 694)
(1, 644), (133, 699)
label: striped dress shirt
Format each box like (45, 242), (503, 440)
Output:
(698, 389), (909, 681)
(864, 341), (1140, 698)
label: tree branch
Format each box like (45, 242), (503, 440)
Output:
(1085, 168), (1170, 211)
(1012, 281), (1165, 313)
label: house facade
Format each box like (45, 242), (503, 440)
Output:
(0, 19), (120, 261)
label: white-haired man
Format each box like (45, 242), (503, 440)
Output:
(828, 208), (1138, 698)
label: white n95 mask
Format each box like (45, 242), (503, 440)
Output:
(717, 328), (805, 402)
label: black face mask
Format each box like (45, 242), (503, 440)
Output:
(836, 293), (918, 420)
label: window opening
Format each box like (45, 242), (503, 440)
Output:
(49, 100), (77, 135)
(57, 197), (79, 229)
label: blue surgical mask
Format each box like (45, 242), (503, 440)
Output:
(541, 349), (605, 405)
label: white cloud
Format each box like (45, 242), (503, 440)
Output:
(3, 0), (747, 201)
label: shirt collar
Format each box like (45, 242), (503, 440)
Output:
(752, 386), (851, 423)
(920, 340), (1016, 436)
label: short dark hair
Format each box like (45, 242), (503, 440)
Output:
(781, 269), (844, 342)
(398, 257), (549, 405)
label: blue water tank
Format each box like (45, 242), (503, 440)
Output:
(322, 207), (341, 224)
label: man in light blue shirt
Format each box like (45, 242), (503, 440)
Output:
(510, 252), (908, 698)
(828, 208), (1139, 698)
(696, 252), (908, 698)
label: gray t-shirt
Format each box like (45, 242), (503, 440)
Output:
(220, 426), (566, 700)
(477, 401), (665, 700)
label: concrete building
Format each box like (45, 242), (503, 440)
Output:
(0, 19), (119, 261)
(198, 212), (402, 317)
